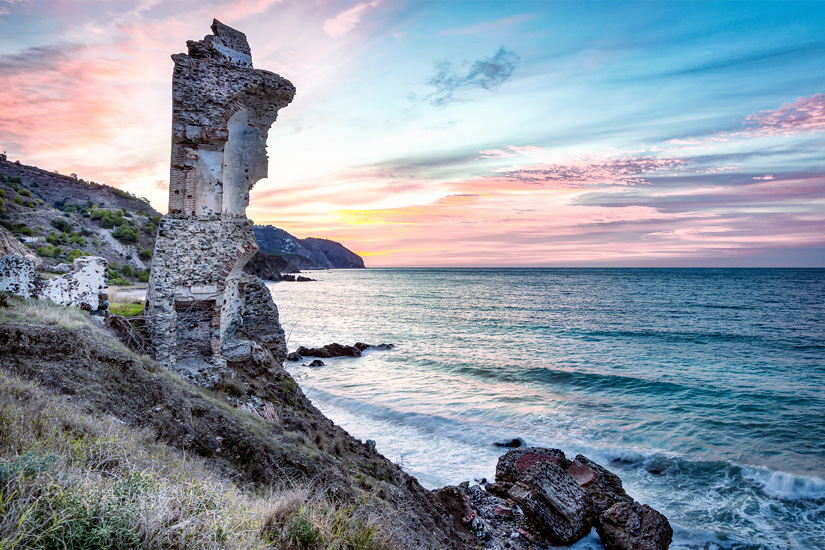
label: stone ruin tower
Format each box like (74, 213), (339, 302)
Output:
(146, 20), (294, 377)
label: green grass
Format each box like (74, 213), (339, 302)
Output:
(108, 301), (144, 317)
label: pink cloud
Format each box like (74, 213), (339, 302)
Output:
(323, 0), (382, 38)
(499, 156), (687, 187)
(745, 93), (825, 136)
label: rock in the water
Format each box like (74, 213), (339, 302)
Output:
(296, 342), (395, 358)
(308, 359), (324, 367)
(508, 461), (595, 545)
(286, 351), (302, 361)
(296, 275), (315, 282)
(494, 437), (526, 448)
(495, 447), (570, 492)
(572, 454), (633, 514)
(596, 501), (673, 550)
(296, 343), (362, 358)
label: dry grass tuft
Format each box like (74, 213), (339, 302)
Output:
(0, 295), (92, 330)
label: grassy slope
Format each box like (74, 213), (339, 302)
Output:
(0, 298), (471, 549)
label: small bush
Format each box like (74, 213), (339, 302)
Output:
(66, 249), (84, 262)
(52, 218), (73, 232)
(18, 188), (31, 198)
(139, 248), (153, 260)
(137, 269), (150, 283)
(112, 225), (138, 243)
(121, 264), (134, 277)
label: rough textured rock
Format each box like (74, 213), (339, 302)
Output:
(572, 454), (633, 514)
(495, 447), (570, 493)
(296, 342), (363, 358)
(494, 437), (526, 448)
(0, 254), (107, 312)
(596, 501), (673, 550)
(146, 20), (294, 373)
(508, 461), (595, 545)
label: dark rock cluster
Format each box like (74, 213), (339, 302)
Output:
(451, 447), (672, 550)
(291, 342), (395, 359)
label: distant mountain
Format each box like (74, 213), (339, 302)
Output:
(0, 157), (365, 284)
(254, 225), (365, 270)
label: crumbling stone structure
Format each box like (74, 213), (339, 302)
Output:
(0, 254), (108, 312)
(146, 20), (294, 378)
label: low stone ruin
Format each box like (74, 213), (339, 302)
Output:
(0, 254), (108, 313)
(145, 20), (295, 378)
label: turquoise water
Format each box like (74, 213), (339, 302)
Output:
(269, 268), (825, 549)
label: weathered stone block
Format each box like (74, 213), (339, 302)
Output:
(596, 500), (673, 550)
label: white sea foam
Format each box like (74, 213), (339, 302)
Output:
(741, 465), (825, 501)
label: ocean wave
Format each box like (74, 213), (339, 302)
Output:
(740, 465), (825, 502)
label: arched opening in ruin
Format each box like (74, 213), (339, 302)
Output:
(222, 107), (266, 217)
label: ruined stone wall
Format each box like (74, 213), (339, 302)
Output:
(146, 20), (294, 374)
(0, 254), (108, 312)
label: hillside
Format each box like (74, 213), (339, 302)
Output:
(255, 225), (366, 270)
(0, 156), (365, 286)
(0, 156), (160, 284)
(0, 297), (471, 549)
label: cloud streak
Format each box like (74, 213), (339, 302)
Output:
(323, 0), (382, 38)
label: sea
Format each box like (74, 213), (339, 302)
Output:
(268, 268), (825, 550)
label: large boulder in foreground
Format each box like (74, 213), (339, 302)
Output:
(508, 461), (595, 545)
(491, 447), (672, 549)
(596, 500), (673, 550)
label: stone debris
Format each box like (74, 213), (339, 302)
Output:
(0, 254), (108, 313)
(145, 20), (295, 378)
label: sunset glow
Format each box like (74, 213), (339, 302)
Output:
(2, 0), (824, 266)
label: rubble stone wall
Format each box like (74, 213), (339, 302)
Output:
(0, 254), (108, 312)
(146, 20), (294, 373)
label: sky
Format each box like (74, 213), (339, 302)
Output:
(1, 0), (824, 267)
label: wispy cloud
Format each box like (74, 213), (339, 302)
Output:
(427, 47), (519, 106)
(745, 93), (825, 136)
(0, 0), (28, 17)
(501, 156), (687, 187)
(323, 0), (382, 38)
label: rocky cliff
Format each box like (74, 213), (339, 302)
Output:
(254, 225), (365, 270)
